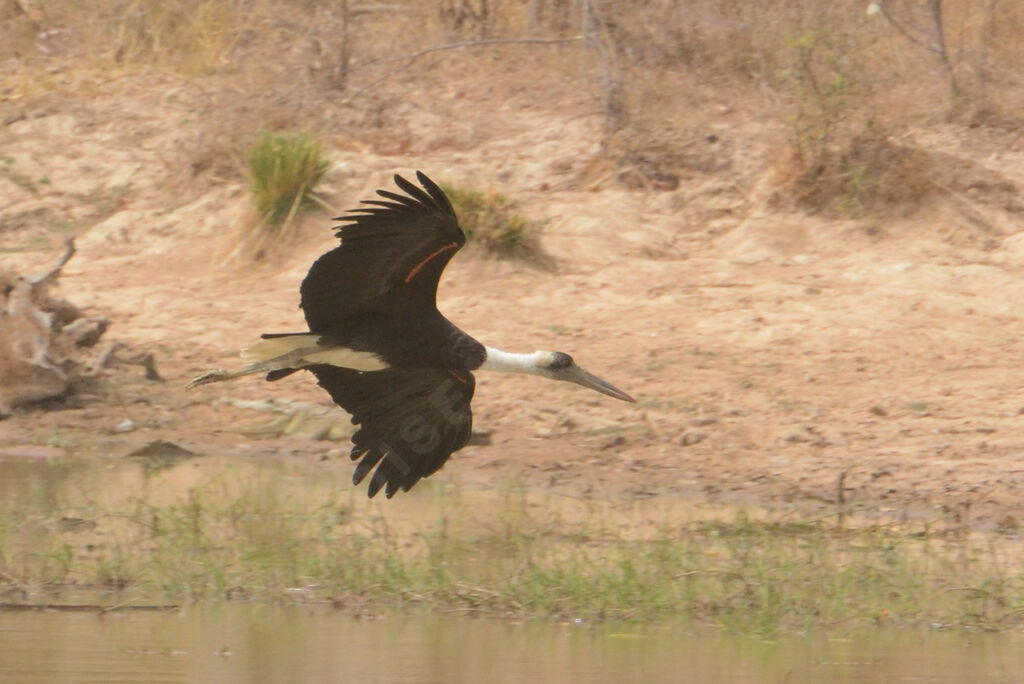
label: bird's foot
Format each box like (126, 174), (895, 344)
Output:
(185, 370), (231, 390)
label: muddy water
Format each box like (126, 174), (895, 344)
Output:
(0, 446), (814, 547)
(0, 447), (777, 555)
(2, 456), (1024, 683)
(2, 605), (1023, 683)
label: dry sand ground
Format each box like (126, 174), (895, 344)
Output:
(3, 72), (1024, 530)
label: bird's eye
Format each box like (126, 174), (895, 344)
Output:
(550, 352), (574, 369)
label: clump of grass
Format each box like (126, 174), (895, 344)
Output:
(4, 473), (1024, 634)
(246, 132), (329, 239)
(777, 131), (1019, 220)
(111, 0), (235, 76)
(440, 183), (546, 262)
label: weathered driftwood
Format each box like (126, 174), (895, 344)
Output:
(0, 239), (109, 416)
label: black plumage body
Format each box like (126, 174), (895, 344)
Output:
(269, 172), (486, 498)
(187, 171), (636, 497)
(311, 311), (486, 373)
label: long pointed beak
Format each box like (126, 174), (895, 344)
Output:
(566, 366), (636, 403)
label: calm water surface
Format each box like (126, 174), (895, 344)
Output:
(1, 605), (1023, 683)
(2, 456), (1024, 682)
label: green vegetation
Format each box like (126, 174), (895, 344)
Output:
(441, 182), (539, 260)
(246, 132), (329, 238)
(3, 474), (1024, 636)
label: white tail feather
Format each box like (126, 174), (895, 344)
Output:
(186, 334), (388, 390)
(301, 346), (388, 370)
(242, 334), (388, 371)
(240, 334), (319, 364)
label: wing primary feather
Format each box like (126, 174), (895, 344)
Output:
(392, 174), (437, 209)
(359, 200), (409, 210)
(344, 207), (400, 216)
(375, 188), (424, 209)
(352, 448), (385, 485)
(368, 464), (390, 498)
(415, 171), (455, 216)
(337, 205), (405, 217)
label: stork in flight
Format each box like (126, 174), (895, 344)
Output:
(189, 172), (634, 498)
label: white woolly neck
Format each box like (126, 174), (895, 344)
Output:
(480, 347), (550, 375)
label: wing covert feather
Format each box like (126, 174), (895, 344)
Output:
(300, 172), (464, 331)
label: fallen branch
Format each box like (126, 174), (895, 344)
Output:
(0, 602), (180, 613)
(27, 238), (75, 286)
(0, 240), (111, 415)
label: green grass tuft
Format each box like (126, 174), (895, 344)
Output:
(5, 473), (1024, 634)
(246, 132), (329, 237)
(440, 182), (544, 261)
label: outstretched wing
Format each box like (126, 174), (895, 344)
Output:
(300, 171), (463, 332)
(308, 365), (475, 498)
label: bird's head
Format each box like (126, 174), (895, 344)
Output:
(535, 351), (635, 403)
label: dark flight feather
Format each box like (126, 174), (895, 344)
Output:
(258, 173), (484, 498)
(300, 171), (465, 332)
(309, 365), (475, 498)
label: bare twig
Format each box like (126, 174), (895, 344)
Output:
(875, 1), (932, 51)
(927, 0), (959, 98)
(0, 602), (179, 613)
(28, 238), (75, 286)
(581, 0), (622, 134)
(837, 466), (854, 529)
(341, 36), (584, 104)
(333, 0), (351, 91)
(84, 341), (121, 376)
(875, 0), (959, 99)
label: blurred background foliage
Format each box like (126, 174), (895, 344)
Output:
(3, 0), (1022, 214)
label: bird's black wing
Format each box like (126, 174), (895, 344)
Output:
(300, 171), (463, 332)
(308, 365), (475, 498)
